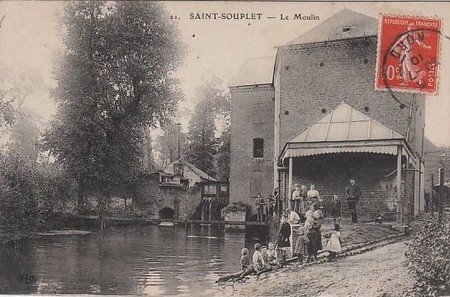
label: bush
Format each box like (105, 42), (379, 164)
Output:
(0, 151), (39, 244)
(0, 149), (76, 244)
(406, 214), (450, 296)
(220, 201), (250, 218)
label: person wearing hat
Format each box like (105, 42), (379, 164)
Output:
(346, 178), (362, 223)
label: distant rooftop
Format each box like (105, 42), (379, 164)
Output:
(229, 56), (275, 87)
(287, 9), (378, 45)
(163, 159), (217, 182)
(230, 9), (377, 87)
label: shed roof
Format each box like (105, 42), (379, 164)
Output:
(229, 56), (275, 87)
(289, 102), (404, 144)
(287, 9), (378, 45)
(280, 103), (414, 161)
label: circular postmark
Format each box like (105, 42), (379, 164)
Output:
(376, 15), (449, 106)
(381, 27), (442, 105)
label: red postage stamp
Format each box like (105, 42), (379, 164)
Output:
(375, 15), (442, 94)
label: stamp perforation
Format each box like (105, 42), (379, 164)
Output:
(375, 13), (443, 96)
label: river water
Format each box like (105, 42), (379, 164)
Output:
(0, 224), (267, 296)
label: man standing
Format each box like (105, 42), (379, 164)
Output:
(346, 178), (362, 223)
(255, 193), (265, 222)
(267, 194), (275, 220)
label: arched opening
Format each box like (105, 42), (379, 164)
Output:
(159, 207), (175, 220)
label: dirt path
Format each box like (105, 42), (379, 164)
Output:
(216, 241), (415, 297)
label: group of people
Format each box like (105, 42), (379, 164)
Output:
(255, 192), (277, 222)
(281, 204), (333, 264)
(239, 206), (342, 278)
(289, 179), (362, 224)
(254, 179), (362, 224)
(238, 179), (363, 277)
(290, 184), (321, 214)
(239, 242), (281, 278)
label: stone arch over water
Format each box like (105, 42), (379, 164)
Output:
(159, 207), (175, 219)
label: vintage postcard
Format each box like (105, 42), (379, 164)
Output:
(0, 1), (449, 297)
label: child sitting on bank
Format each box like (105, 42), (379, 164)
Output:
(253, 243), (271, 275)
(326, 223), (342, 260)
(239, 248), (254, 278)
(267, 242), (279, 266)
(260, 246), (272, 271)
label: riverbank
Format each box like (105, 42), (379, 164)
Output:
(216, 240), (414, 297)
(321, 219), (402, 246)
(216, 220), (404, 284)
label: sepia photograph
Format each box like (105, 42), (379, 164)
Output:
(0, 1), (449, 296)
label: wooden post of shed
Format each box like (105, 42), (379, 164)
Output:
(396, 146), (403, 223)
(288, 157), (293, 211)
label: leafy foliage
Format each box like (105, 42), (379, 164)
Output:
(0, 148), (75, 244)
(0, 150), (39, 244)
(406, 214), (450, 296)
(216, 122), (230, 181)
(0, 98), (15, 127)
(44, 1), (184, 202)
(155, 120), (187, 168)
(8, 108), (40, 161)
(142, 128), (157, 172)
(185, 77), (230, 178)
(220, 201), (250, 218)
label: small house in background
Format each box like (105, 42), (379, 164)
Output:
(160, 159), (217, 188)
(134, 158), (229, 222)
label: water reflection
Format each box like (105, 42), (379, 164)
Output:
(0, 224), (267, 296)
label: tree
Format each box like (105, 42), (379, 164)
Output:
(141, 127), (159, 172)
(8, 108), (40, 162)
(0, 148), (39, 244)
(213, 85), (231, 181)
(216, 123), (231, 181)
(155, 120), (186, 168)
(44, 1), (184, 208)
(185, 77), (229, 177)
(0, 15), (15, 127)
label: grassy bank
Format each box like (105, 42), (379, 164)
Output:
(269, 216), (402, 249)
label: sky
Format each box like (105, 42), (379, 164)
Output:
(0, 1), (449, 147)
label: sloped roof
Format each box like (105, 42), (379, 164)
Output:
(182, 160), (217, 182)
(289, 102), (404, 144)
(287, 9), (377, 45)
(229, 56), (275, 87)
(163, 159), (217, 182)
